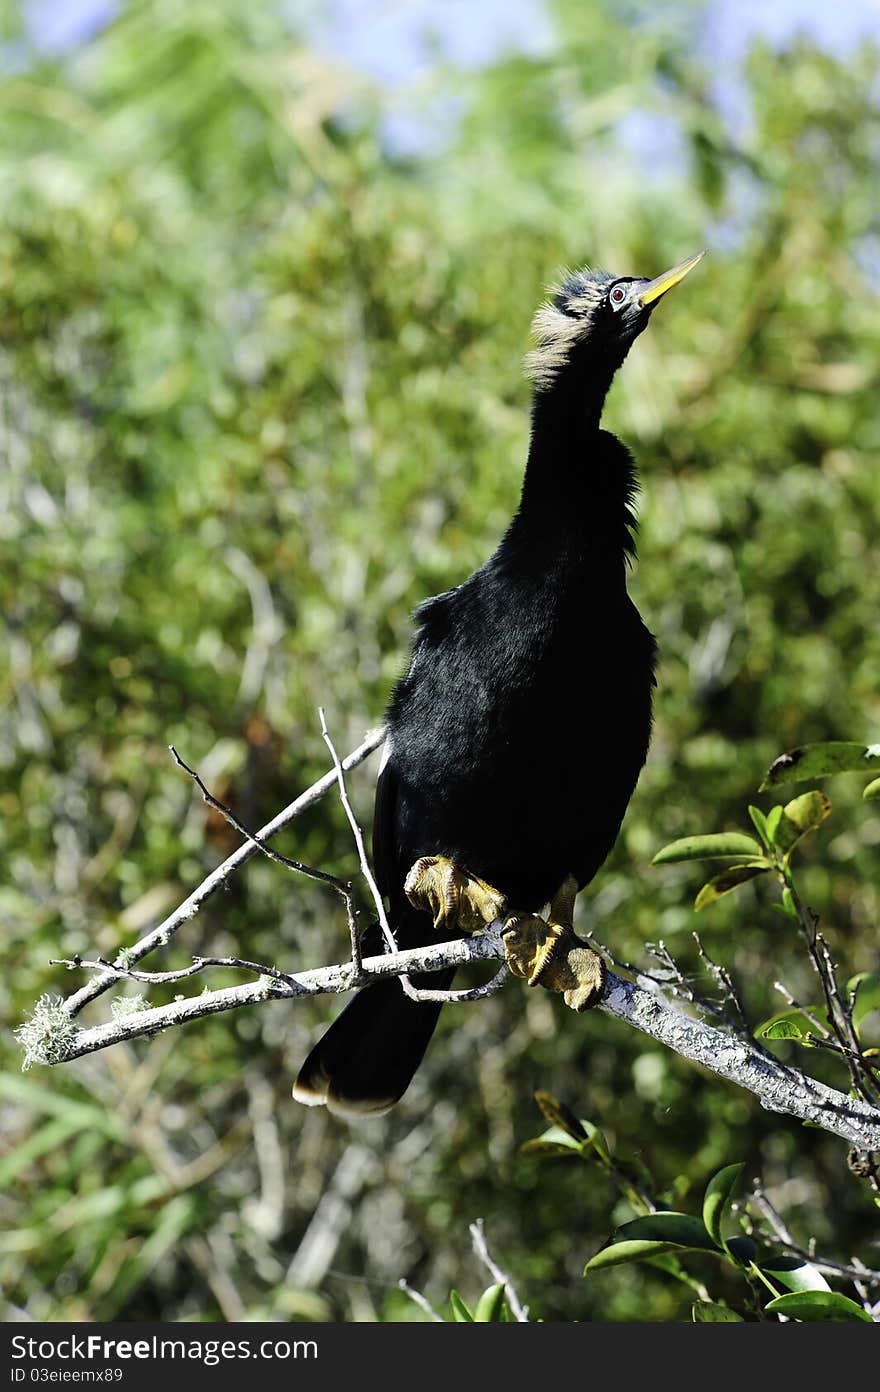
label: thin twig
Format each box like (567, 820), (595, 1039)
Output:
(774, 981), (831, 1039)
(749, 1183), (880, 1289)
(402, 958), (509, 1003)
(169, 744), (350, 893)
(50, 954), (301, 990)
(320, 708), (460, 1004)
(786, 884), (874, 1103)
(469, 1218), (529, 1322)
(170, 743), (365, 979)
(397, 1279), (445, 1322)
(61, 726), (385, 1019)
(319, 711), (397, 949)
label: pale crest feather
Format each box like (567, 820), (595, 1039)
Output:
(523, 267), (608, 389)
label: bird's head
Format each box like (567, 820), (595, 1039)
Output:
(524, 252), (705, 393)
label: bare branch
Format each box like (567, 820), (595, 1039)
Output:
(26, 925), (880, 1150)
(692, 931), (752, 1039)
(319, 708), (396, 953)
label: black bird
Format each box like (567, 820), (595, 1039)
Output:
(293, 252), (704, 1117)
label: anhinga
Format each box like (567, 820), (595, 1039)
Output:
(294, 252), (704, 1117)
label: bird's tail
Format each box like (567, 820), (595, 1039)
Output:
(292, 968), (454, 1119)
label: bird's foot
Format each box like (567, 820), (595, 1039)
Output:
(501, 876), (606, 1012)
(404, 855), (508, 934)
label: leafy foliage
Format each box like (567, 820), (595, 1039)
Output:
(3, 0), (880, 1322)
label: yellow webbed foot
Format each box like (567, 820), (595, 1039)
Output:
(404, 855), (507, 934)
(501, 914), (563, 987)
(501, 875), (606, 1012)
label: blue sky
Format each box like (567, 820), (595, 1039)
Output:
(25, 0), (880, 66)
(21, 0), (880, 155)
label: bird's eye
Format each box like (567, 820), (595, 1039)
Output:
(609, 284), (627, 308)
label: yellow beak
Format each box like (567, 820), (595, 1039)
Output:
(638, 251), (706, 307)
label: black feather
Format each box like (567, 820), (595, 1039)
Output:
(294, 265), (661, 1115)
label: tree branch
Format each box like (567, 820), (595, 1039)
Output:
(30, 933), (880, 1151)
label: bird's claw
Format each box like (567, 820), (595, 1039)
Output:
(501, 914), (606, 1012)
(404, 855), (508, 934)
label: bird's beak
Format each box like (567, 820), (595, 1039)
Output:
(638, 251), (706, 307)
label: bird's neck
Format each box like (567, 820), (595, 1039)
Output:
(506, 361), (638, 583)
(521, 337), (628, 500)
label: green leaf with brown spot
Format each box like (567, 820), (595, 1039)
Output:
(772, 791), (832, 854)
(533, 1091), (587, 1141)
(760, 742), (880, 791)
(694, 863), (770, 911)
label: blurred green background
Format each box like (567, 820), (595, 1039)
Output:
(2, 0), (879, 1322)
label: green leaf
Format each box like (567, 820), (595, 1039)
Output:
(613, 1212), (719, 1251)
(759, 1019), (807, 1041)
(772, 791), (832, 854)
(652, 833), (764, 866)
(748, 805), (770, 847)
(764, 805), (784, 844)
(849, 973), (880, 1027)
(586, 1212), (720, 1275)
(586, 1239), (690, 1272)
(533, 1091), (587, 1142)
(764, 1290), (872, 1322)
(520, 1130), (583, 1159)
(694, 863), (770, 911)
(755, 1007), (825, 1041)
(473, 1283), (507, 1322)
(702, 1163), (744, 1247)
(760, 1255), (831, 1294)
(724, 1235), (758, 1265)
(692, 1300), (744, 1322)
(760, 741), (880, 791)
(449, 1290), (474, 1322)
(863, 777), (880, 801)
(581, 1121), (612, 1165)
